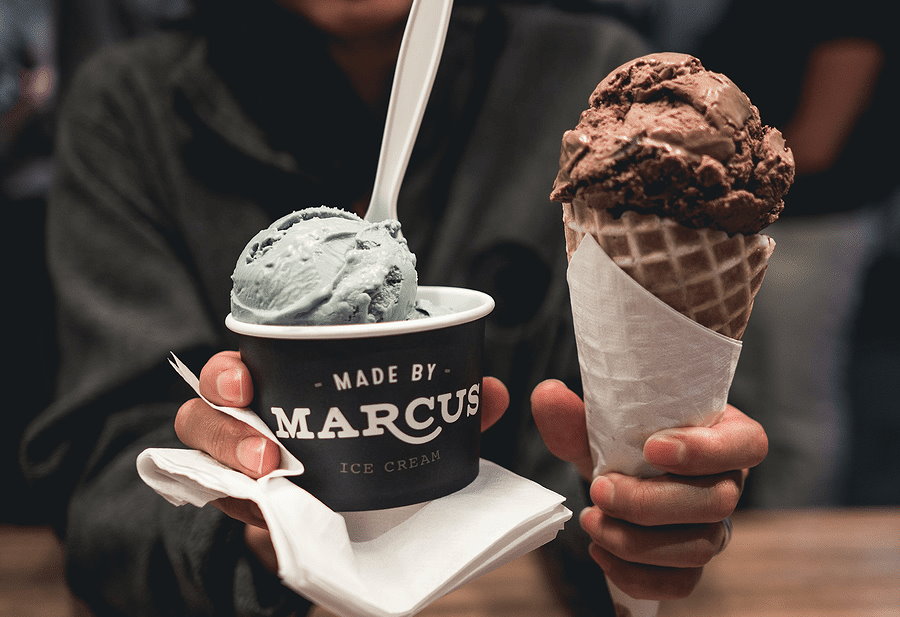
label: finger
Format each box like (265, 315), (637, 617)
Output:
(579, 507), (730, 568)
(198, 350), (254, 408)
(643, 405), (768, 476)
(531, 379), (593, 478)
(211, 497), (267, 529)
(480, 377), (508, 432)
(175, 398), (280, 478)
(587, 543), (704, 601)
(590, 470), (744, 526)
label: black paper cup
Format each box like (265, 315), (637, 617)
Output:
(225, 286), (495, 511)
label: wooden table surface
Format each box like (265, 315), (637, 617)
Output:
(2, 508), (897, 617)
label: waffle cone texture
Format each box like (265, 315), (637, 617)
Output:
(562, 194), (774, 340)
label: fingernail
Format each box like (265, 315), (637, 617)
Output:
(591, 476), (615, 509)
(217, 368), (244, 403)
(236, 436), (268, 475)
(645, 433), (686, 466)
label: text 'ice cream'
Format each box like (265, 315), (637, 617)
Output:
(230, 207), (421, 325)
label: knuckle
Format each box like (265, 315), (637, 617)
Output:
(707, 476), (742, 520)
(738, 417), (769, 468)
(173, 392), (255, 467)
(206, 415), (244, 462)
(615, 528), (642, 560)
(686, 527), (723, 566)
(599, 521), (638, 559)
(174, 399), (200, 442)
(197, 360), (219, 398)
(751, 425), (769, 466)
(579, 509), (602, 541)
(624, 482), (659, 525)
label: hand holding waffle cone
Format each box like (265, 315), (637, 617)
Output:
(549, 53), (794, 615)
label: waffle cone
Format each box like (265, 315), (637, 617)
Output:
(562, 194), (774, 340)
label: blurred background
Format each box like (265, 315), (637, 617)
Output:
(2, 0), (897, 526)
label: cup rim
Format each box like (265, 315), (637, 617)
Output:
(225, 285), (494, 340)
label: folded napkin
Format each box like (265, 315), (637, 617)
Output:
(137, 355), (571, 617)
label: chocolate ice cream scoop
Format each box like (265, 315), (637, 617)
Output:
(550, 52), (794, 235)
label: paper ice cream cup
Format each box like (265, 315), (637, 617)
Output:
(225, 286), (494, 511)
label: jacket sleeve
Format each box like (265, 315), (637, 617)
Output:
(21, 50), (310, 617)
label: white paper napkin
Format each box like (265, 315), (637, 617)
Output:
(566, 234), (743, 616)
(136, 355), (571, 617)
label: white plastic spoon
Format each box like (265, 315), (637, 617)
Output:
(364, 0), (455, 224)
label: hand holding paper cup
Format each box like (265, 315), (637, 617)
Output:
(136, 207), (573, 617)
(549, 53), (794, 615)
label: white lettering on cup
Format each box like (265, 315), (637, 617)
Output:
(271, 407), (315, 439)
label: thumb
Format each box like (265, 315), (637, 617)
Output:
(531, 379), (593, 479)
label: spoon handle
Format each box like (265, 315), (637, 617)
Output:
(365, 0), (454, 223)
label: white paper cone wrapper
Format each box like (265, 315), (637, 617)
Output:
(608, 582), (661, 617)
(567, 234), (742, 478)
(567, 235), (742, 617)
(136, 354), (571, 617)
